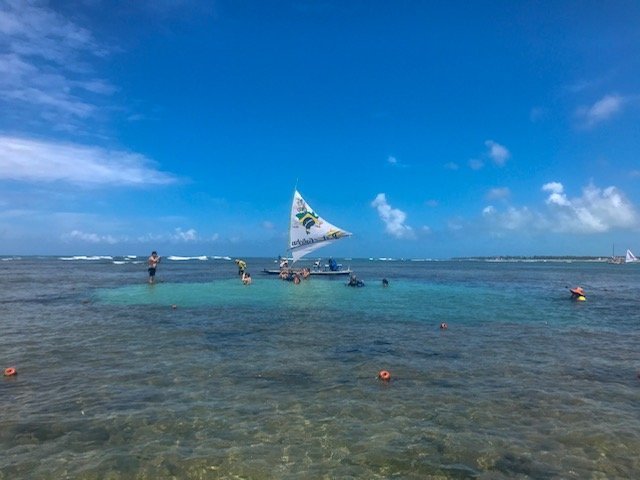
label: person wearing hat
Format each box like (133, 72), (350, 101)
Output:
(235, 259), (247, 276)
(570, 286), (586, 301)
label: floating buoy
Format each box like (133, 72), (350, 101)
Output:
(3, 367), (17, 377)
(378, 370), (391, 382)
(440, 322), (448, 330)
(171, 304), (177, 309)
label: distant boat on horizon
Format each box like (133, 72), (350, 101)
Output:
(625, 249), (638, 264)
(608, 243), (624, 264)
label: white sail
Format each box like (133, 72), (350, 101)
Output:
(625, 249), (638, 263)
(289, 190), (351, 262)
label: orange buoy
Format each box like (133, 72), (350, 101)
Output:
(378, 370), (391, 382)
(3, 367), (17, 377)
(440, 322), (448, 329)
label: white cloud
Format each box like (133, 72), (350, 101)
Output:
(484, 140), (510, 166)
(542, 182), (563, 194)
(542, 182), (571, 207)
(173, 228), (198, 241)
(0, 135), (178, 186)
(542, 182), (638, 233)
(371, 193), (414, 239)
(387, 156), (397, 165)
(482, 181), (638, 235)
(482, 205), (495, 216)
(576, 94), (624, 127)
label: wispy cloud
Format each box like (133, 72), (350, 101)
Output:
(59, 226), (204, 245)
(468, 158), (484, 170)
(0, 0), (114, 129)
(371, 193), (414, 239)
(65, 230), (119, 244)
(444, 162), (459, 170)
(529, 106), (547, 122)
(486, 187), (510, 200)
(465, 141), (510, 171)
(482, 205), (537, 231)
(0, 135), (178, 186)
(386, 155), (409, 168)
(576, 94), (625, 127)
(484, 140), (510, 166)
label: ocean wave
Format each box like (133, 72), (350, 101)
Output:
(59, 256), (113, 261)
(166, 256), (209, 261)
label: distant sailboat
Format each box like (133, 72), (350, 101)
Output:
(608, 243), (623, 264)
(263, 189), (352, 275)
(625, 249), (638, 263)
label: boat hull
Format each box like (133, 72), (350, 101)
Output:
(262, 269), (351, 276)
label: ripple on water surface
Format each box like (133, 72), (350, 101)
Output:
(1, 260), (640, 478)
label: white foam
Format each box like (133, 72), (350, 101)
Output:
(167, 256), (209, 261)
(59, 255), (113, 261)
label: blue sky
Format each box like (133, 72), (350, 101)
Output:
(1, 0), (639, 258)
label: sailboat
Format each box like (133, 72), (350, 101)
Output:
(608, 243), (623, 264)
(263, 189), (352, 276)
(625, 249), (638, 263)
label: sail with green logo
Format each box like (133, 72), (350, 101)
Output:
(289, 190), (351, 263)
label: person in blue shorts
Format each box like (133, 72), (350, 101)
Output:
(147, 251), (160, 284)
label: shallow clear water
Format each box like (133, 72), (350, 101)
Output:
(1, 257), (639, 479)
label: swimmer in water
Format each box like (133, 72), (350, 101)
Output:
(569, 286), (586, 301)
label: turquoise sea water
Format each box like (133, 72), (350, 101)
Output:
(1, 256), (639, 479)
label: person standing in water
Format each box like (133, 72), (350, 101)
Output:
(235, 259), (247, 276)
(147, 251), (161, 284)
